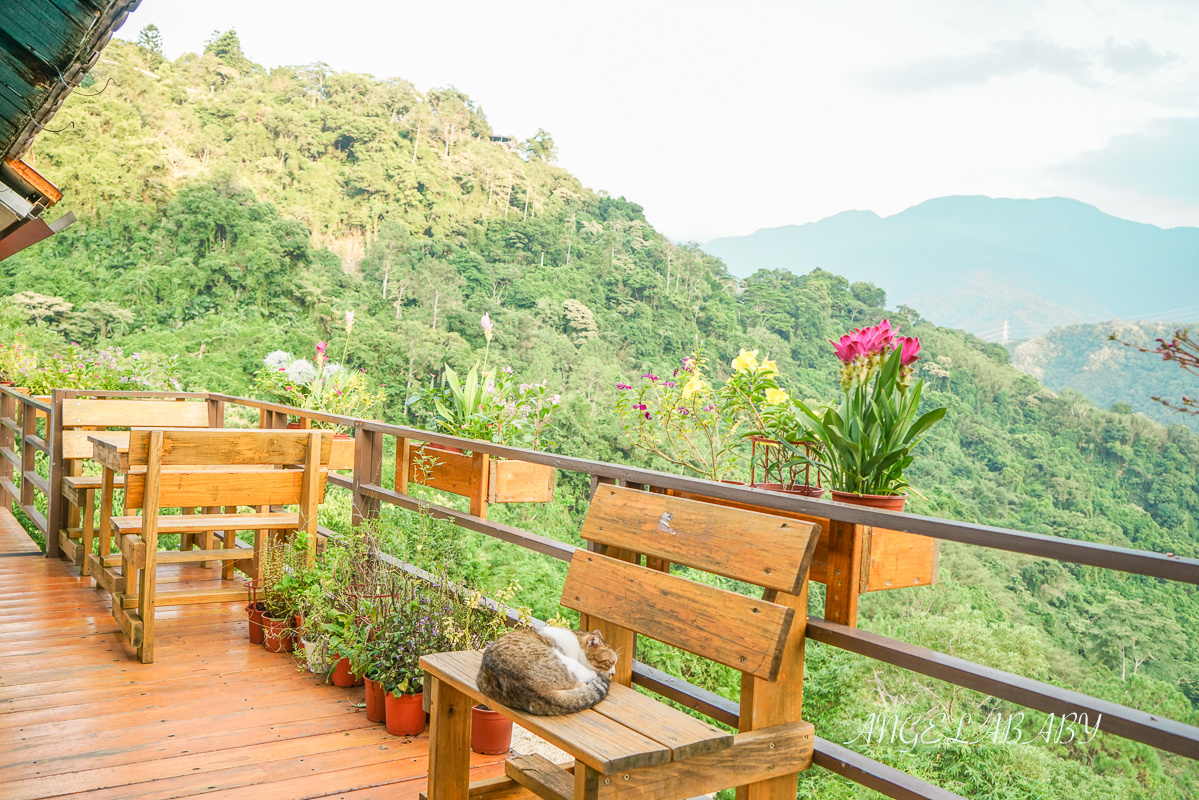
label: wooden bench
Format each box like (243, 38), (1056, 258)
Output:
(56, 397), (212, 574)
(97, 428), (332, 663)
(421, 484), (821, 800)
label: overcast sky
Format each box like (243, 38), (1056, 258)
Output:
(122, 0), (1199, 242)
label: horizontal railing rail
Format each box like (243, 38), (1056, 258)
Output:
(19, 387), (1198, 800)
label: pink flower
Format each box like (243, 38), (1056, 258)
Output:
(644, 411), (652, 420)
(616, 382), (632, 390)
(831, 334), (864, 364)
(896, 336), (922, 366)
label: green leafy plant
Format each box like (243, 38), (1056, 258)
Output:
(791, 321), (946, 497)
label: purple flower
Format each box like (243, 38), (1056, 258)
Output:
(644, 411), (652, 420)
(616, 382), (632, 390)
(642, 373), (659, 382)
(663, 381), (677, 388)
(677, 407), (689, 416)
(503, 366), (514, 374)
(703, 404), (715, 412)
(633, 403), (647, 411)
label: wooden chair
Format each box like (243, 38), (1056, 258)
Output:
(58, 398), (211, 574)
(421, 484), (822, 800)
(98, 428), (332, 663)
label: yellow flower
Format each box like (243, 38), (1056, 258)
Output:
(765, 387), (789, 405)
(760, 359), (778, 376)
(683, 374), (706, 398)
(731, 348), (759, 373)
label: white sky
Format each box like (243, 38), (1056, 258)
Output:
(122, 0), (1199, 242)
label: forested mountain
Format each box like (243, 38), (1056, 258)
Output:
(3, 34), (1198, 799)
(1011, 320), (1199, 432)
(701, 197), (1199, 341)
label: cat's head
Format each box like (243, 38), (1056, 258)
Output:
(578, 629), (618, 677)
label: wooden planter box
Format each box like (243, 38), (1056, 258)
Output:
(329, 436), (354, 470)
(670, 489), (937, 593)
(489, 458), (555, 504)
(400, 444), (555, 517)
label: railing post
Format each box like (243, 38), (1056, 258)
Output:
(394, 436), (411, 495)
(824, 519), (864, 626)
(207, 396), (225, 428)
(352, 423), (383, 527)
(0, 390), (14, 510)
(20, 397), (36, 523)
(45, 389), (67, 559)
(469, 452), (489, 519)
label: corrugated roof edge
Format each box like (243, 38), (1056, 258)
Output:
(4, 0), (144, 162)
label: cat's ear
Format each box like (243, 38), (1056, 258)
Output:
(591, 629), (603, 639)
(587, 633), (603, 647)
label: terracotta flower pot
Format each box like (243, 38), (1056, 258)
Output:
(330, 655), (364, 687)
(262, 614), (293, 653)
(385, 691), (426, 736)
(829, 490), (906, 512)
(783, 485), (826, 498)
(246, 602), (266, 645)
(471, 705), (513, 754)
(364, 677), (387, 723)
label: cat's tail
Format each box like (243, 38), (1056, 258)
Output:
(526, 675), (611, 716)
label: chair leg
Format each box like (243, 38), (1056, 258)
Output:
(80, 488), (95, 576)
(426, 676), (472, 800)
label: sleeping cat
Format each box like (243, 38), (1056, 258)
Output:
(477, 626), (618, 715)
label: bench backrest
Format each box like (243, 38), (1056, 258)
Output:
(60, 399), (210, 460)
(124, 428), (332, 512)
(564, 485), (820, 683)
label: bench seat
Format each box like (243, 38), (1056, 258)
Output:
(110, 512), (300, 535)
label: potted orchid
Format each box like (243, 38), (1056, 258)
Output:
(788, 320), (946, 510)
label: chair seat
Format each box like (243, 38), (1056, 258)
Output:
(420, 649), (733, 775)
(63, 474), (127, 490)
(111, 512), (300, 535)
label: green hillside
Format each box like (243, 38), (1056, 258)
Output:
(2, 34), (1198, 799)
(1010, 320), (1199, 432)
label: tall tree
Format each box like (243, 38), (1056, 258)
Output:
(136, 25), (164, 68)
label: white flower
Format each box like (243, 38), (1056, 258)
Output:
(264, 350), (290, 369)
(345, 309), (355, 334)
(287, 359), (317, 384)
(549, 394), (561, 405)
(324, 362), (345, 377)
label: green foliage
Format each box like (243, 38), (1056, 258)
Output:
(5, 39), (1198, 797)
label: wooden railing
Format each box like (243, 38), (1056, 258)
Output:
(0, 387), (52, 538)
(7, 386), (1199, 799)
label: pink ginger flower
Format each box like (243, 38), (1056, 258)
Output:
(896, 336), (922, 366)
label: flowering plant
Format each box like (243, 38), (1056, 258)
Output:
(0, 337), (37, 383)
(15, 344), (179, 394)
(791, 320), (946, 497)
(615, 351), (743, 481)
(426, 315), (562, 449)
(253, 342), (384, 426)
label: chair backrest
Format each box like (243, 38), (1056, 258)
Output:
(124, 428), (333, 511)
(563, 485), (820, 683)
(60, 399), (210, 461)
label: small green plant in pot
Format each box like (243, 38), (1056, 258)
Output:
(790, 320), (947, 511)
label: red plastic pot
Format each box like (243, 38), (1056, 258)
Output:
(246, 602), (265, 645)
(829, 490), (906, 512)
(385, 691), (426, 736)
(330, 655), (364, 687)
(471, 705), (513, 754)
(364, 677), (386, 723)
(262, 614), (293, 653)
(783, 485), (826, 498)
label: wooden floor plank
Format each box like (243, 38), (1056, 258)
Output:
(0, 508), (507, 800)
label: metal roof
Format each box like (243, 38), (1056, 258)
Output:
(1, 0), (142, 161)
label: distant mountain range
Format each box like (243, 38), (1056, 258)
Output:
(702, 196), (1199, 340)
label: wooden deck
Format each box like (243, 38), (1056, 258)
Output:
(0, 509), (508, 800)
